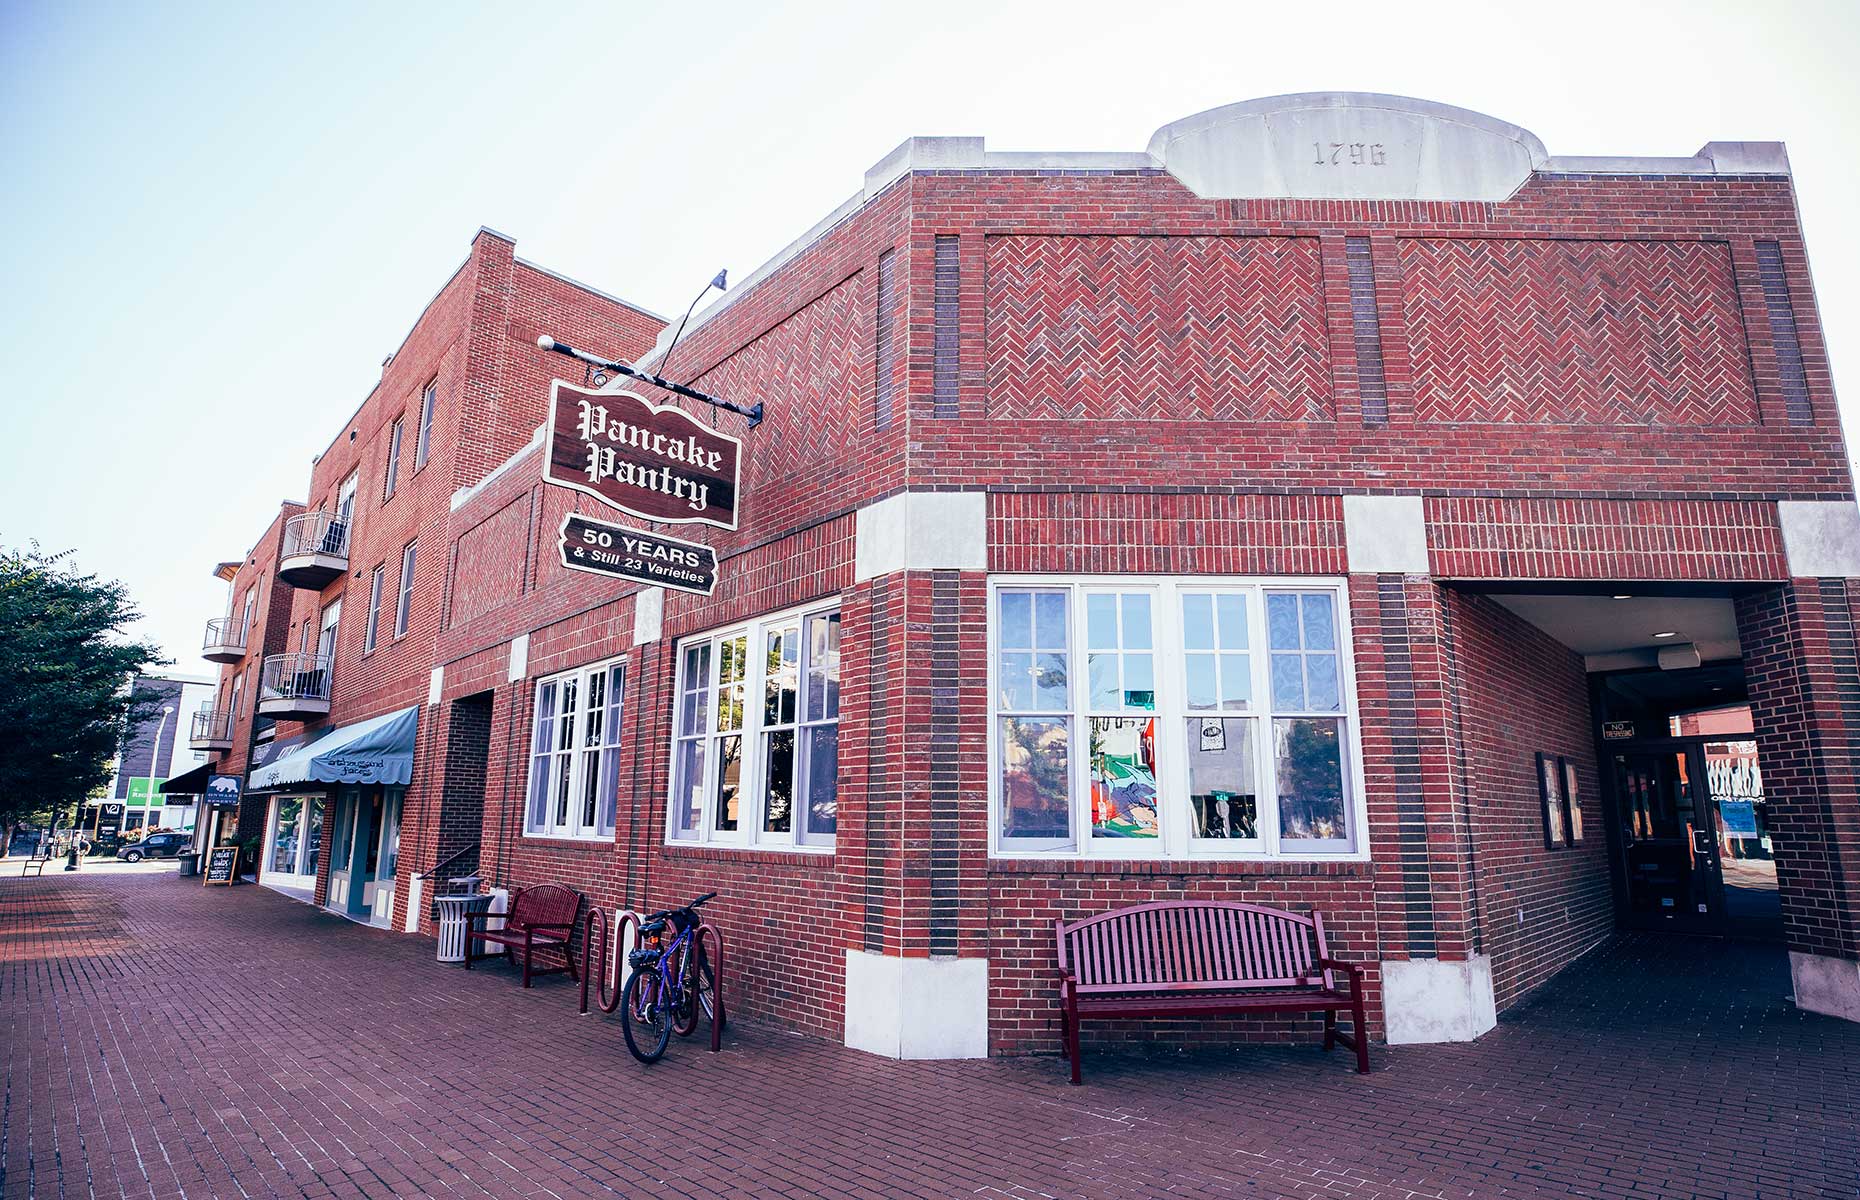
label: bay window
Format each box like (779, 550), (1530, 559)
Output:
(525, 657), (624, 840)
(991, 577), (1362, 859)
(669, 600), (840, 850)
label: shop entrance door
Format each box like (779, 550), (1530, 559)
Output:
(324, 787), (402, 927)
(1611, 745), (1727, 933)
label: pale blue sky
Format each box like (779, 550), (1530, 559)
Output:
(3, 0), (1857, 668)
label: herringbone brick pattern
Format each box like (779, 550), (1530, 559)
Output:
(1398, 238), (1759, 426)
(689, 274), (868, 503)
(985, 235), (1332, 421)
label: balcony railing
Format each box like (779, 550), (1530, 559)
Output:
(257, 651), (333, 718)
(278, 511), (350, 589)
(189, 707), (235, 750)
(201, 616), (248, 663)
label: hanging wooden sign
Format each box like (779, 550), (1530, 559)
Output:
(544, 381), (742, 530)
(558, 513), (719, 597)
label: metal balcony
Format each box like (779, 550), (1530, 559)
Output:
(189, 707), (235, 751)
(201, 616), (248, 664)
(278, 511), (350, 590)
(257, 652), (333, 720)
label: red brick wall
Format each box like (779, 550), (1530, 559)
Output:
(1445, 590), (1613, 1011)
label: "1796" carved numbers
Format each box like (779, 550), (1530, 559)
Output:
(1312, 142), (1388, 167)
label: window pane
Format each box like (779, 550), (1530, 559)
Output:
(1033, 652), (1068, 711)
(1301, 593), (1337, 650)
(681, 645), (711, 737)
(765, 627), (798, 726)
(1089, 717), (1159, 839)
(805, 725), (838, 835)
(529, 753), (552, 830)
(713, 734), (742, 831)
(1271, 653), (1305, 710)
(1000, 591), (1032, 649)
(1275, 718), (1348, 843)
(1187, 718), (1258, 839)
(1217, 594), (1249, 648)
(803, 613), (841, 722)
(1123, 653), (1154, 708)
(1087, 652), (1120, 709)
(1086, 593), (1117, 649)
(1307, 654), (1341, 713)
(1183, 593), (1215, 650)
(302, 800), (323, 876)
(763, 730), (795, 833)
(671, 740), (705, 839)
(597, 745), (619, 835)
(1122, 593), (1152, 650)
(581, 748), (600, 830)
(1267, 593), (1301, 650)
(1185, 653), (1218, 711)
(999, 651), (1035, 711)
(554, 750), (572, 825)
(1219, 653), (1252, 710)
(270, 798), (302, 874)
(1000, 716), (1071, 841)
(532, 683), (557, 751)
(1033, 592), (1068, 649)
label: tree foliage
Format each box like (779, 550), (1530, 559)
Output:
(0, 543), (166, 848)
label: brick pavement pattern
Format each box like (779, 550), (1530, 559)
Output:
(3, 867), (1857, 1200)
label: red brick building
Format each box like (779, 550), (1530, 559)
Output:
(196, 94), (1860, 1056)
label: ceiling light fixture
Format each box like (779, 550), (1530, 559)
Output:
(1613, 594), (1632, 600)
(1652, 630), (1679, 639)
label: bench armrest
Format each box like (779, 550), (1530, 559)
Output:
(1315, 957), (1365, 991)
(460, 911), (500, 926)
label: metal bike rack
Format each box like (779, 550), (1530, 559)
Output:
(579, 907), (725, 1052)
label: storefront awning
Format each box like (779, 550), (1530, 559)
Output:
(159, 763), (214, 796)
(248, 706), (419, 791)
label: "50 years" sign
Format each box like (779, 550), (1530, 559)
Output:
(558, 513), (718, 597)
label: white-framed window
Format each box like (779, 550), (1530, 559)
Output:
(668, 599), (841, 851)
(240, 587), (256, 642)
(363, 564), (384, 654)
(383, 417), (403, 500)
(525, 657), (625, 840)
(990, 576), (1365, 861)
(413, 379), (437, 470)
(394, 542), (416, 638)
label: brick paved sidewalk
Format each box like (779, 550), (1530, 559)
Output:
(3, 869), (1856, 1200)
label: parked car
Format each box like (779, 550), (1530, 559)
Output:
(118, 832), (191, 863)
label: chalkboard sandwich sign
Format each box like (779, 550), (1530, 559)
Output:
(202, 845), (240, 887)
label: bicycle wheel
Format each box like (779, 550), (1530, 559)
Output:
(672, 948), (719, 1037)
(620, 966), (672, 1063)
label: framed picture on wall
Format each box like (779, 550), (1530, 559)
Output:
(1559, 756), (1584, 844)
(1537, 751), (1567, 849)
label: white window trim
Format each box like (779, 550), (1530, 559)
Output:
(664, 597), (841, 854)
(986, 574), (1369, 863)
(394, 542), (416, 638)
(363, 565), (384, 654)
(522, 655), (626, 842)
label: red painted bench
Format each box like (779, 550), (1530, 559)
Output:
(1056, 900), (1369, 1083)
(463, 883), (584, 988)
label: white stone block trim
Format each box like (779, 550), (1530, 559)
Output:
(427, 666), (444, 706)
(507, 633), (529, 683)
(1777, 501), (1860, 578)
(404, 875), (424, 933)
(853, 491), (987, 583)
(843, 950), (989, 1059)
(1343, 494), (1430, 575)
(632, 587), (665, 645)
(1381, 954), (1497, 1044)
(1791, 951), (1860, 1022)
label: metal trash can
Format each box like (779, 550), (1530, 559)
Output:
(177, 852), (199, 877)
(435, 892), (493, 964)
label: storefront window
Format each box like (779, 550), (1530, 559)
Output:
(669, 601), (840, 851)
(991, 578), (1362, 859)
(264, 795), (325, 879)
(270, 797), (302, 873)
(524, 658), (625, 840)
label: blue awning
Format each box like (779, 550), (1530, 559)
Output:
(249, 706), (419, 791)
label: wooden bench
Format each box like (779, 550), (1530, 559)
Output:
(1056, 899), (1369, 1083)
(463, 883), (584, 988)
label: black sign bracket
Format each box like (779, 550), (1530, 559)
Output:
(537, 336), (763, 429)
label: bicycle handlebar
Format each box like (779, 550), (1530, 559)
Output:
(643, 892), (718, 922)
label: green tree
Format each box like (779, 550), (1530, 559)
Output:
(0, 543), (166, 855)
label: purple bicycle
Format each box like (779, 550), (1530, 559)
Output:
(621, 892), (721, 1063)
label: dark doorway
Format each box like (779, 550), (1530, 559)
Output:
(436, 691), (494, 883)
(1594, 665), (1782, 942)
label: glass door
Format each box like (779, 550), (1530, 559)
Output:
(326, 788), (356, 915)
(1612, 748), (1725, 932)
(362, 789), (403, 927)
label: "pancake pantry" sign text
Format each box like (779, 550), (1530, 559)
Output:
(544, 381), (742, 530)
